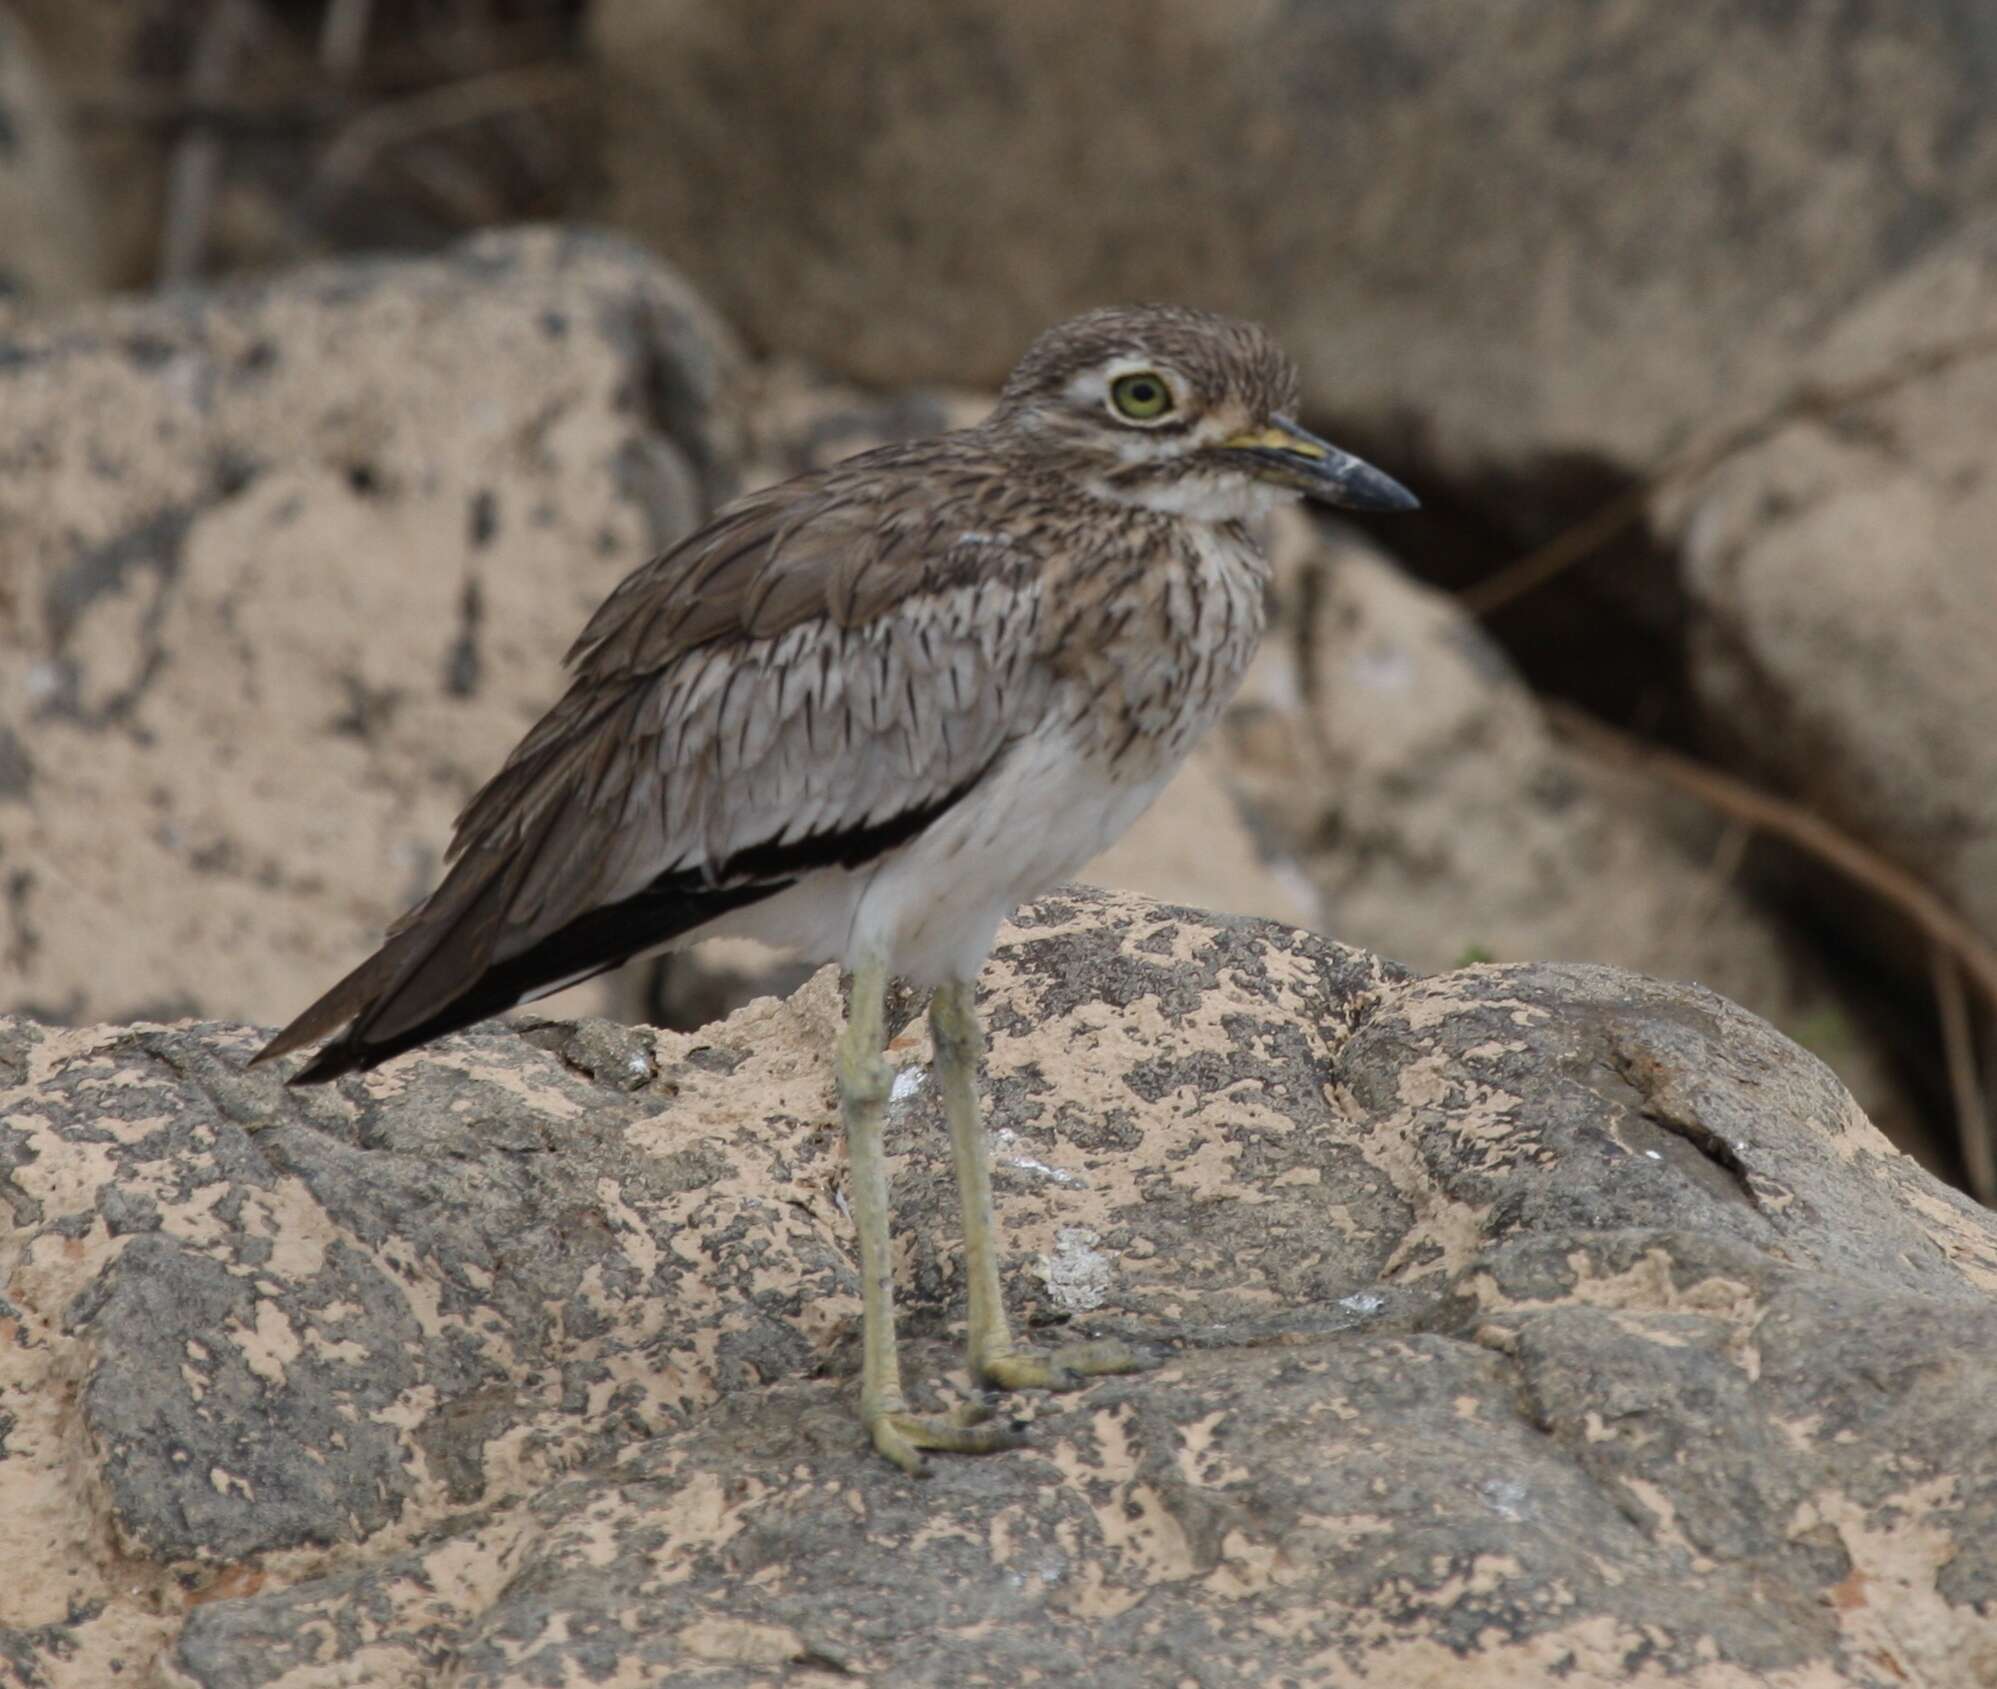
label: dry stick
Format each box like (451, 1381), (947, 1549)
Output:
(318, 0), (375, 79)
(1930, 946), (1997, 1204)
(160, 0), (263, 282)
(1548, 703), (1997, 1197)
(72, 19), (573, 128)
(1462, 325), (1997, 619)
(73, 87), (341, 130)
(1691, 817), (1755, 929)
(318, 63), (581, 186)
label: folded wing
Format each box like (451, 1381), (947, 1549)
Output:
(256, 451), (1045, 1081)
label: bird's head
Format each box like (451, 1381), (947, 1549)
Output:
(988, 303), (1418, 522)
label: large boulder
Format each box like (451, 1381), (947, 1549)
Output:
(593, 0), (1997, 476)
(1666, 213), (1997, 956)
(0, 227), (745, 1034)
(2, 888), (1992, 1685)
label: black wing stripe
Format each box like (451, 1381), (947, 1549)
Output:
(289, 877), (784, 1083)
(285, 758), (999, 1084)
(712, 761), (992, 883)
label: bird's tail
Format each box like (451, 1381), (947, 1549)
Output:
(250, 859), (519, 1082)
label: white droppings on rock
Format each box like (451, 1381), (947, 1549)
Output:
(993, 1128), (1086, 1188)
(1338, 1290), (1384, 1317)
(889, 1065), (926, 1104)
(1035, 1226), (1113, 1313)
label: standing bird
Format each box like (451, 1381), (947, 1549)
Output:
(255, 305), (1417, 1473)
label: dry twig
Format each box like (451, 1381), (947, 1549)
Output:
(1478, 332), (1997, 1201)
(318, 62), (582, 186)
(160, 0), (266, 283)
(319, 0), (375, 79)
(1930, 947), (1996, 1204)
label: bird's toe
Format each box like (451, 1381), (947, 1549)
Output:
(976, 1337), (1150, 1394)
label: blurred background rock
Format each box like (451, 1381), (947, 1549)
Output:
(4, 0), (1995, 1201)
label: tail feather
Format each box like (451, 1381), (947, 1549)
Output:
(255, 867), (785, 1084)
(250, 944), (413, 1068)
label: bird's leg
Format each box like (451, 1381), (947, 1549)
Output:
(930, 978), (1146, 1393)
(840, 955), (1022, 1475)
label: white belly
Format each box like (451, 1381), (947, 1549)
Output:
(702, 725), (1175, 986)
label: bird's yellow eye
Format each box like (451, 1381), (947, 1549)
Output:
(1109, 371), (1174, 422)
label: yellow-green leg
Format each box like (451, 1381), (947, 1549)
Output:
(929, 978), (1146, 1393)
(841, 956), (1021, 1475)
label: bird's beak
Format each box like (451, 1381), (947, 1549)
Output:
(1220, 417), (1420, 512)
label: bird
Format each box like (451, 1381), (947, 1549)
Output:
(254, 303), (1418, 1474)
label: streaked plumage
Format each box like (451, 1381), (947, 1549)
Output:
(255, 304), (1416, 1471)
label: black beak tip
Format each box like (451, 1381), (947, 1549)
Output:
(1338, 463), (1421, 514)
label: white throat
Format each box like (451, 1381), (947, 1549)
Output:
(1086, 471), (1297, 522)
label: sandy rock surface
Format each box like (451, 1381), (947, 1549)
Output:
(595, 0), (1997, 477)
(1668, 212), (1997, 951)
(2, 888), (1992, 1686)
(0, 227), (744, 1034)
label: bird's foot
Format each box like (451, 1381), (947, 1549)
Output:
(976, 1338), (1149, 1394)
(867, 1399), (1027, 1477)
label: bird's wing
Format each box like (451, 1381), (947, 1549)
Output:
(257, 457), (1049, 1079)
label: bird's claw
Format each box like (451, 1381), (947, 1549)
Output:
(867, 1399), (1027, 1477)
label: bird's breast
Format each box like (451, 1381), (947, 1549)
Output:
(1050, 519), (1270, 780)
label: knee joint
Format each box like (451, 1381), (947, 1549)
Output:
(839, 1044), (892, 1108)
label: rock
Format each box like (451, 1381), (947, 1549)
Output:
(1220, 515), (1922, 1161)
(0, 227), (745, 1035)
(1667, 212), (1997, 955)
(593, 0), (1997, 477)
(0, 2), (107, 306)
(2, 887), (1993, 1685)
